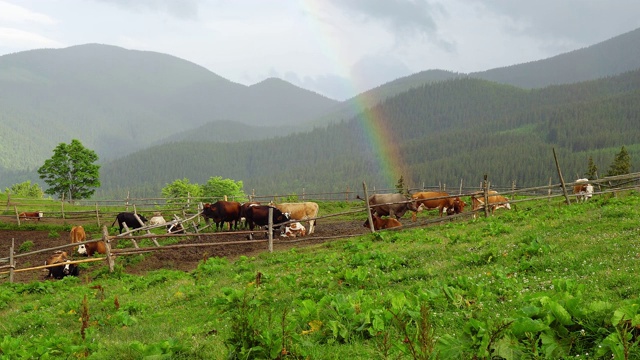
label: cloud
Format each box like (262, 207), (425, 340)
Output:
(0, 27), (64, 49)
(92, 0), (200, 20)
(0, 1), (56, 24)
(477, 0), (640, 44)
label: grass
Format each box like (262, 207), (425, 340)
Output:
(1, 191), (640, 358)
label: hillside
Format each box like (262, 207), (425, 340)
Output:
(471, 27), (640, 88)
(97, 70), (640, 197)
(0, 44), (338, 173)
(2, 192), (640, 358)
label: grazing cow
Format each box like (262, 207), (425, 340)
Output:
(471, 191), (511, 218)
(281, 222), (307, 238)
(363, 215), (402, 230)
(112, 212), (148, 234)
(19, 211), (43, 221)
(273, 202), (319, 234)
(70, 225), (86, 252)
(77, 241), (107, 257)
(360, 194), (418, 220)
(240, 202), (261, 229)
(202, 201), (242, 231)
(166, 221), (184, 234)
(148, 213), (167, 226)
(573, 178), (594, 203)
(44, 251), (79, 279)
(410, 191), (467, 220)
(243, 205), (290, 239)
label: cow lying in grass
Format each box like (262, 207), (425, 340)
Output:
(363, 215), (402, 230)
(44, 251), (79, 279)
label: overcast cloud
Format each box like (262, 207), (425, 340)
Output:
(1, 0), (639, 100)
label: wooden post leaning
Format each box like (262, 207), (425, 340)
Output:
(14, 206), (20, 226)
(102, 226), (115, 273)
(552, 147), (571, 205)
(363, 182), (376, 233)
(483, 175), (490, 218)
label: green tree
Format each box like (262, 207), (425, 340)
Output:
(395, 175), (409, 196)
(37, 139), (100, 201)
(5, 181), (44, 198)
(585, 156), (598, 179)
(201, 176), (246, 202)
(606, 146), (631, 177)
(161, 178), (202, 204)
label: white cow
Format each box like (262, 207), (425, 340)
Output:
(281, 222), (307, 238)
(573, 179), (594, 203)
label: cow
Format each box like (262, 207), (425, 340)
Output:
(410, 191), (467, 220)
(240, 202), (261, 229)
(243, 205), (290, 240)
(112, 212), (148, 234)
(19, 211), (43, 221)
(148, 213), (167, 226)
(359, 194), (418, 220)
(363, 215), (402, 230)
(202, 201), (242, 231)
(471, 191), (511, 218)
(281, 222), (307, 238)
(77, 240), (107, 257)
(166, 221), (184, 234)
(273, 202), (319, 234)
(70, 225), (86, 252)
(44, 251), (79, 279)
(573, 178), (594, 203)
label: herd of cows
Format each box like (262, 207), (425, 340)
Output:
(30, 179), (596, 281)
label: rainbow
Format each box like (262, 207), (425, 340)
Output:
(301, 1), (410, 189)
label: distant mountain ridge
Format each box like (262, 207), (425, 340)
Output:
(2, 27), (640, 193)
(0, 44), (338, 172)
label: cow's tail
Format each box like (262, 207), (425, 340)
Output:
(356, 195), (365, 201)
(111, 217), (118, 227)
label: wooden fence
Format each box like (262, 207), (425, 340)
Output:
(2, 172), (640, 283)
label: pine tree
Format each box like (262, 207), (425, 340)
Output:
(606, 146), (631, 177)
(585, 156), (598, 179)
(395, 176), (409, 196)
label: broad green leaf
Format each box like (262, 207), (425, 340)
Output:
(510, 317), (549, 336)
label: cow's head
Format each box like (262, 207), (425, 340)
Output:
(77, 244), (87, 255)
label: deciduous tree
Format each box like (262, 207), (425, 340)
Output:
(38, 139), (100, 201)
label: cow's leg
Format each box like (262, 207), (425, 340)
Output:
(308, 219), (315, 234)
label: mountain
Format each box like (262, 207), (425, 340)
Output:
(97, 69), (640, 197)
(471, 27), (640, 88)
(0, 44), (338, 172)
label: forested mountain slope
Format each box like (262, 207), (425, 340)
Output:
(0, 44), (338, 174)
(98, 70), (640, 197)
(471, 27), (640, 88)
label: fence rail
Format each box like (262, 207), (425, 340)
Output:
(2, 172), (640, 283)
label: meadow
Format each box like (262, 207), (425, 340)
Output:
(1, 191), (640, 359)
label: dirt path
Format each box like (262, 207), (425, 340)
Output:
(0, 219), (369, 283)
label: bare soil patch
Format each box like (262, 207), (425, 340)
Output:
(0, 219), (369, 283)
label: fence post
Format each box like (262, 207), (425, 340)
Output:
(9, 238), (15, 283)
(302, 188), (305, 201)
(125, 191), (130, 212)
(95, 203), (101, 227)
(459, 179), (463, 195)
(552, 147), (571, 205)
(363, 182), (376, 233)
(14, 206), (20, 226)
(268, 207), (273, 253)
(102, 226), (115, 273)
(548, 177), (552, 201)
(483, 175), (490, 218)
(61, 197), (65, 220)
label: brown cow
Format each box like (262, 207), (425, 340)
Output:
(243, 205), (290, 240)
(281, 222), (307, 238)
(359, 194), (418, 220)
(273, 202), (319, 234)
(70, 225), (86, 252)
(202, 201), (242, 231)
(77, 241), (107, 257)
(410, 191), (466, 220)
(240, 202), (261, 229)
(573, 178), (594, 203)
(44, 251), (79, 279)
(471, 191), (511, 218)
(19, 211), (43, 221)
(363, 215), (402, 230)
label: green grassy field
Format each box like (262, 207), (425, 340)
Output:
(1, 191), (640, 359)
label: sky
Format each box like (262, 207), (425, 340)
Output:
(1, 1), (640, 101)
